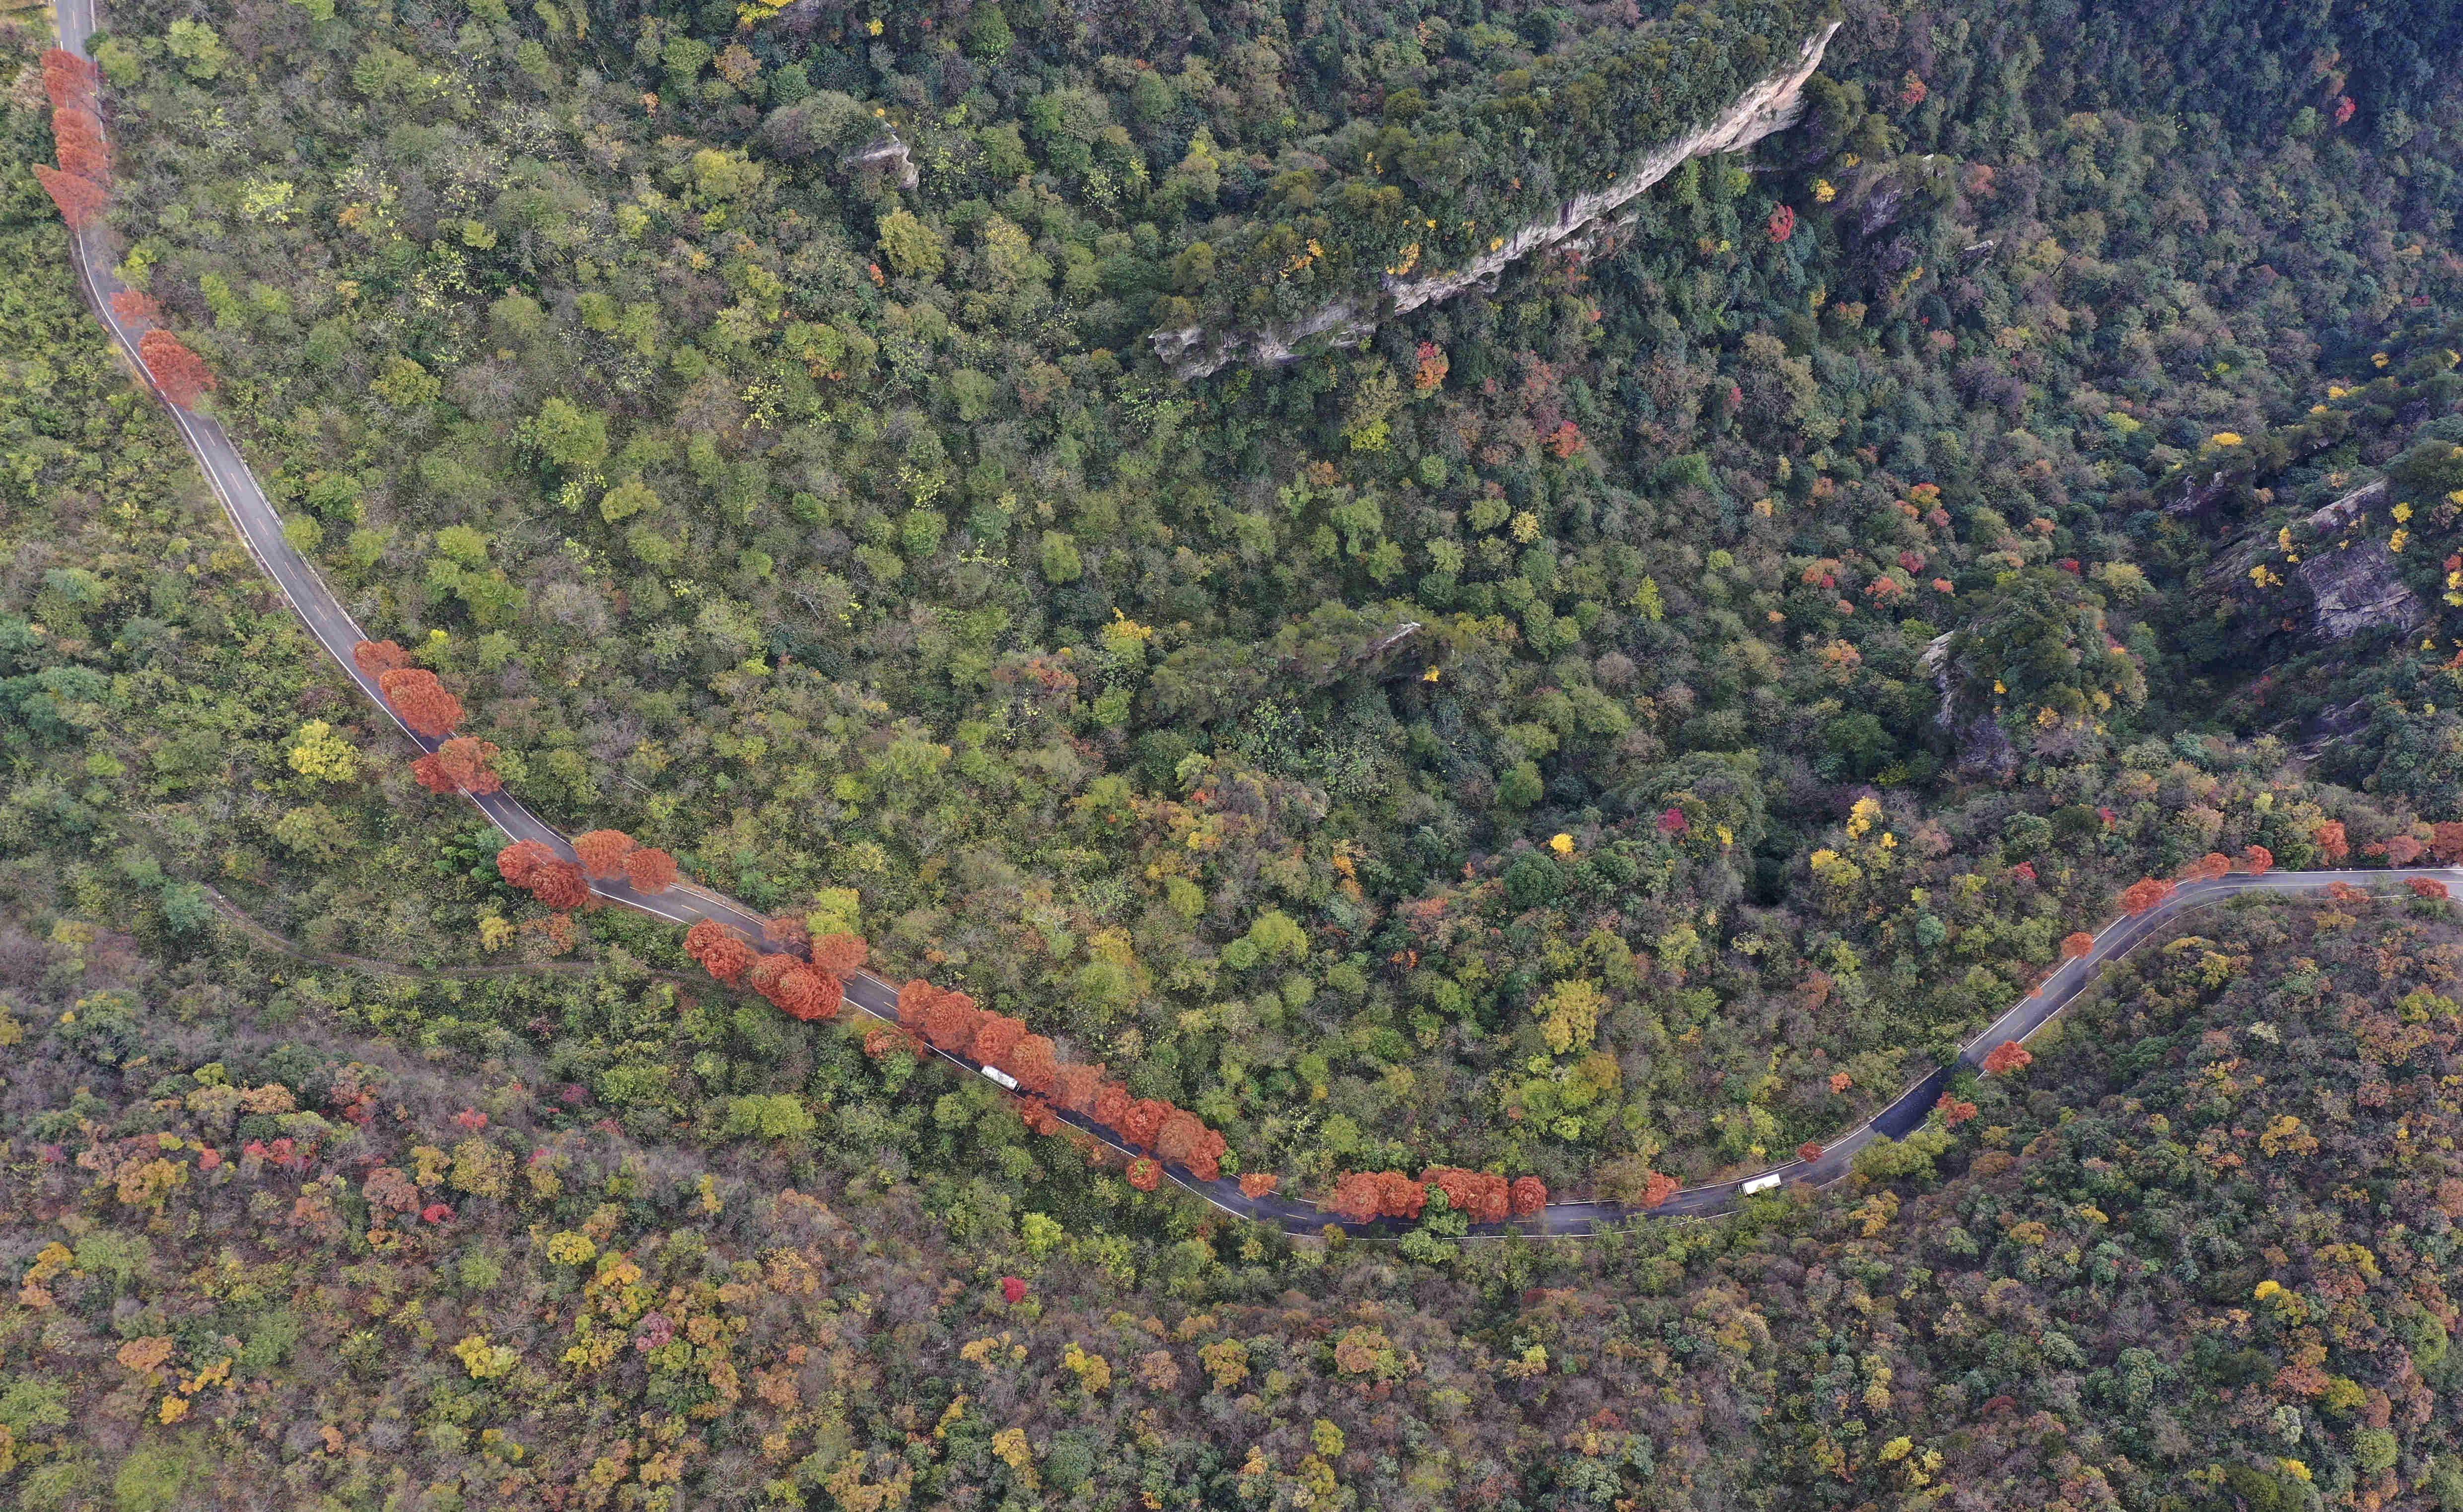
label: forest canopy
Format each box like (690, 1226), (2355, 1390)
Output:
(4, 0), (2463, 1502)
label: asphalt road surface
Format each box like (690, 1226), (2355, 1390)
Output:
(52, 0), (2453, 1237)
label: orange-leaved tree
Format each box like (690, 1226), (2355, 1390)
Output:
(137, 329), (215, 407)
(1157, 1112), (1229, 1181)
(2060, 931), (2095, 960)
(2118, 877), (2176, 916)
(570, 829), (636, 879)
(809, 932), (866, 975)
(33, 165), (107, 230)
(1001, 1034), (1059, 1096)
(495, 839), (554, 889)
(2239, 843), (2273, 875)
(411, 737), (503, 795)
(2315, 820), (2349, 864)
(749, 954), (843, 1022)
(2182, 851), (2232, 882)
(622, 847), (678, 893)
(352, 639), (412, 679)
(1422, 1167), (1509, 1224)
(496, 838), (585, 910)
(528, 861), (589, 911)
(42, 49), (99, 112)
(969, 1013), (1026, 1068)
(1326, 1170), (1428, 1224)
(376, 668), (464, 738)
(1052, 1062), (1105, 1115)
(1116, 1098), (1173, 1151)
(109, 287), (156, 324)
(1509, 1175), (1548, 1216)
(904, 980), (984, 1053)
(52, 107), (108, 182)
(1981, 1041), (2034, 1075)
(684, 919), (756, 985)
(1636, 1170), (1681, 1210)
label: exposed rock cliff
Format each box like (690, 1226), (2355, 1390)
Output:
(2203, 478), (2425, 642)
(1151, 21), (1843, 381)
(2293, 480), (2426, 640)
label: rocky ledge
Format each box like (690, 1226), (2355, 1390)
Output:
(1151, 22), (1843, 381)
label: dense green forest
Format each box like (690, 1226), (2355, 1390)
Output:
(7, 0), (2463, 1501)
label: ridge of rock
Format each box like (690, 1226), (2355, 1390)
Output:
(1151, 21), (1842, 380)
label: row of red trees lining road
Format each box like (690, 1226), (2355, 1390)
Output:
(37, 50), (220, 409)
(348, 644), (2410, 1220)
(33, 39), (2264, 1222)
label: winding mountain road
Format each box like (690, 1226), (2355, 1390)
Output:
(50, 0), (2447, 1237)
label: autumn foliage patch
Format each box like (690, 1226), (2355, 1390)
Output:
(376, 668), (465, 738)
(137, 329), (216, 406)
(410, 737), (503, 796)
(495, 840), (587, 911)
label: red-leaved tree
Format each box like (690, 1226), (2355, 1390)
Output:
(352, 639), (411, 678)
(970, 1014), (1026, 1068)
(528, 861), (589, 911)
(622, 847), (678, 893)
(411, 737), (503, 795)
(42, 49), (99, 112)
(33, 165), (107, 230)
(1091, 1081), (1133, 1137)
(1637, 1170), (1682, 1210)
(1327, 1170), (1428, 1224)
(1002, 1034), (1059, 1097)
(902, 980), (984, 1054)
(1422, 1167), (1509, 1224)
(137, 329), (215, 406)
(2118, 877), (2177, 916)
(2060, 931), (2095, 961)
(1326, 1172), (1387, 1224)
(376, 667), (464, 737)
(1118, 1099), (1173, 1151)
(52, 108), (109, 182)
(1052, 1063), (1105, 1115)
(109, 287), (157, 324)
(570, 829), (636, 879)
(2315, 820), (2350, 864)
(1509, 1176), (1548, 1217)
(684, 919), (755, 985)
(2182, 851), (2232, 882)
(810, 933), (866, 976)
(749, 955), (841, 1021)
(1981, 1041), (2034, 1076)
(495, 840), (554, 888)
(2239, 843), (2273, 875)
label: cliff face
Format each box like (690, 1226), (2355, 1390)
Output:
(2291, 480), (2426, 640)
(1150, 21), (1843, 381)
(2202, 478), (2426, 643)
